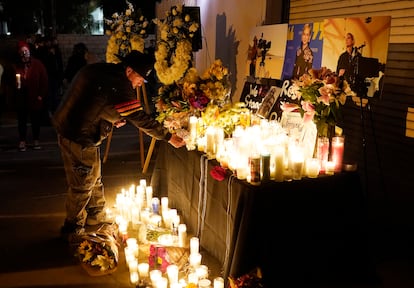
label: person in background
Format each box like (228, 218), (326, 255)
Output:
(292, 23), (314, 80)
(43, 36), (64, 116)
(13, 41), (48, 151)
(52, 50), (185, 241)
(62, 42), (89, 88)
(336, 32), (360, 86)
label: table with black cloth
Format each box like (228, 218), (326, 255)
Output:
(151, 142), (374, 286)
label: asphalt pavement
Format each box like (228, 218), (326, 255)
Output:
(0, 111), (158, 288)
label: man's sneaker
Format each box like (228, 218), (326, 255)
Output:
(33, 140), (42, 150)
(60, 221), (84, 243)
(18, 141), (26, 152)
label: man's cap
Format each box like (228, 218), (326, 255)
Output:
(17, 41), (30, 50)
(115, 50), (155, 80)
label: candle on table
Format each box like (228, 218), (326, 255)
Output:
(190, 236), (199, 255)
(178, 223), (187, 247)
(167, 264), (179, 285)
(130, 271), (139, 285)
(214, 277), (225, 288)
(325, 161), (335, 175)
(331, 136), (345, 172)
(189, 252), (202, 268)
(306, 158), (320, 178)
(138, 262), (149, 278)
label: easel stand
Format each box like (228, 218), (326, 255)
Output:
(103, 83), (157, 174)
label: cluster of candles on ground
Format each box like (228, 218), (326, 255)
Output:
(187, 115), (345, 185)
(108, 179), (225, 288)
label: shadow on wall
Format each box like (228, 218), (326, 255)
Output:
(216, 13), (239, 100)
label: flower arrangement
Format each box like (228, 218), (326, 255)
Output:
(228, 267), (264, 288)
(154, 59), (231, 134)
(281, 67), (356, 137)
(153, 5), (200, 85)
(105, 0), (150, 63)
(77, 227), (119, 276)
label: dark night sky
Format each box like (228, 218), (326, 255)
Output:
(0, 0), (158, 36)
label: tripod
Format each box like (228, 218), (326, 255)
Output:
(352, 55), (384, 197)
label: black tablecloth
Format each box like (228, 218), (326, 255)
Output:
(151, 142), (374, 286)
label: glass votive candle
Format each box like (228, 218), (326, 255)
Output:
(196, 264), (209, 279)
(130, 270), (139, 285)
(325, 161), (335, 175)
(214, 276), (225, 288)
(189, 252), (202, 268)
(138, 262), (149, 278)
(150, 269), (162, 285)
(156, 276), (168, 288)
(198, 278), (212, 288)
(167, 264), (179, 285)
(188, 272), (199, 285)
(306, 158), (320, 178)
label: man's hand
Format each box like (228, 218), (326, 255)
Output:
(168, 134), (186, 148)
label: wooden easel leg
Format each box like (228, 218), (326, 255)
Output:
(103, 129), (113, 163)
(142, 137), (157, 174)
(139, 130), (145, 168)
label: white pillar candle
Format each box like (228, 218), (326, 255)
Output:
(178, 223), (187, 247)
(161, 197), (169, 211)
(145, 186), (153, 210)
(167, 264), (179, 285)
(190, 237), (199, 255)
(139, 178), (147, 188)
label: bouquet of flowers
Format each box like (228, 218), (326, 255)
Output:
(105, 0), (150, 63)
(228, 267), (264, 288)
(76, 224), (119, 276)
(281, 67), (355, 137)
(154, 59), (231, 134)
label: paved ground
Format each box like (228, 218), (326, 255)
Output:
(0, 112), (156, 287)
(2, 111), (414, 288)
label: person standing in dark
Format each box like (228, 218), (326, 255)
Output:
(292, 23), (314, 80)
(63, 42), (89, 87)
(13, 41), (48, 151)
(336, 32), (360, 86)
(53, 50), (185, 241)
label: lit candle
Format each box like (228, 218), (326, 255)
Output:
(130, 271), (139, 285)
(150, 269), (162, 286)
(214, 277), (225, 288)
(325, 161), (335, 175)
(145, 186), (153, 209)
(189, 116), (198, 140)
(138, 262), (149, 278)
(167, 264), (179, 285)
(16, 73), (21, 89)
(331, 136), (345, 172)
(178, 223), (187, 247)
(189, 252), (202, 268)
(190, 236), (199, 255)
(306, 158), (320, 178)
